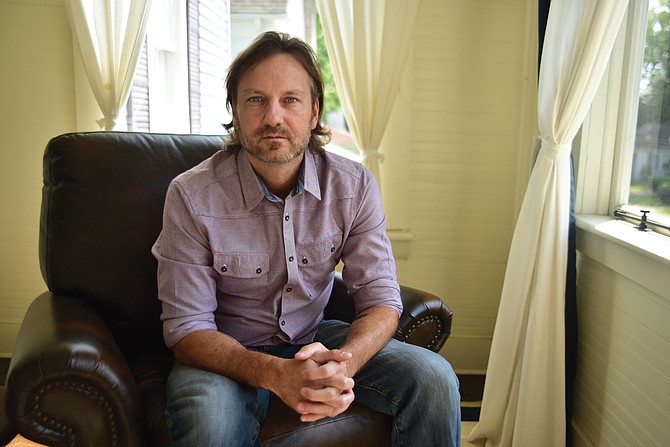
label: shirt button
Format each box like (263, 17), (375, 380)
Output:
(256, 266), (262, 274)
(281, 320), (286, 326)
(288, 256), (294, 262)
(285, 215), (290, 221)
(286, 287), (292, 292)
(302, 257), (308, 264)
(221, 265), (227, 272)
(330, 245), (336, 252)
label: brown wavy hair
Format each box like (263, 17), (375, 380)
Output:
(223, 31), (331, 152)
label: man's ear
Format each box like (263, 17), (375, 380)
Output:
(231, 105), (239, 129)
(311, 100), (319, 130)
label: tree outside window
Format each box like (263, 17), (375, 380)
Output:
(631, 0), (670, 218)
(315, 11), (360, 161)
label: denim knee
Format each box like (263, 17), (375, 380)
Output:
(166, 360), (269, 447)
(353, 340), (461, 446)
(382, 341), (459, 401)
(411, 346), (460, 404)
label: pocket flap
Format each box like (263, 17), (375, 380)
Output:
(297, 234), (342, 267)
(213, 253), (270, 278)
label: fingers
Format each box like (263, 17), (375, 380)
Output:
(296, 374), (355, 422)
(294, 343), (352, 364)
(302, 358), (353, 383)
(286, 344), (356, 423)
(296, 389), (355, 422)
(300, 381), (353, 402)
(295, 345), (353, 385)
(310, 349), (352, 365)
(294, 342), (327, 360)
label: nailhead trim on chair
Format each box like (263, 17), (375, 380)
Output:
(403, 315), (444, 350)
(31, 380), (118, 447)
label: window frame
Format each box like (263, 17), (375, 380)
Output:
(575, 0), (648, 218)
(576, 0), (670, 237)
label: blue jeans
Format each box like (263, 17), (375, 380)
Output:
(166, 320), (461, 446)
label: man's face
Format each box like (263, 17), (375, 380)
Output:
(233, 53), (319, 166)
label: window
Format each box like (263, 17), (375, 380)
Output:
(124, 0), (360, 161)
(576, 0), (670, 235)
(126, 0), (226, 135)
(314, 9), (360, 162)
(629, 0), (670, 222)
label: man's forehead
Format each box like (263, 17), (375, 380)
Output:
(238, 55), (311, 93)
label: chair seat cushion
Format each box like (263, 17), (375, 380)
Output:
(260, 399), (391, 447)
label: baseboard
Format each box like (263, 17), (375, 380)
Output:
(0, 358), (9, 386)
(457, 373), (485, 402)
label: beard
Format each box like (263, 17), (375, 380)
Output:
(241, 124), (312, 165)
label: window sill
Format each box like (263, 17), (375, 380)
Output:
(576, 214), (670, 298)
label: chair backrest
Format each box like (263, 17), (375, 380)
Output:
(40, 132), (224, 356)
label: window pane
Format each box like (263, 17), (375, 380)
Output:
(631, 0), (670, 221)
(315, 10), (360, 162)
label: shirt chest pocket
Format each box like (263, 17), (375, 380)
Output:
(213, 253), (269, 300)
(296, 235), (342, 289)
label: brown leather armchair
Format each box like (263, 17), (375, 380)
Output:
(5, 132), (453, 447)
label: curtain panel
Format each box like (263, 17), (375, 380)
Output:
(468, 1), (629, 446)
(65, 0), (153, 130)
(315, 0), (419, 184)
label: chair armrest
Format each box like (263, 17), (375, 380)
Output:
(394, 284), (453, 352)
(326, 273), (453, 353)
(6, 292), (147, 447)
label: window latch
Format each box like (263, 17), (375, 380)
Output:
(637, 210), (650, 231)
(614, 208), (670, 236)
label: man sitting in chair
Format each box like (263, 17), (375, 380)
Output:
(152, 31), (460, 446)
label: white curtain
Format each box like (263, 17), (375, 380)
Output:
(468, 1), (629, 446)
(64, 0), (153, 130)
(315, 0), (420, 183)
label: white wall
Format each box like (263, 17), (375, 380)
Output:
(393, 0), (537, 372)
(0, 0), (77, 355)
(573, 217), (670, 446)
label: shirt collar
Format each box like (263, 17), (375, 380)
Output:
(237, 150), (265, 210)
(236, 149), (322, 209)
(303, 150), (322, 201)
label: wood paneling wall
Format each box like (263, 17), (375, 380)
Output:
(573, 221), (670, 446)
(397, 0), (536, 372)
(0, 0), (76, 355)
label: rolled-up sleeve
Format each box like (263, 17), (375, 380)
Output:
(340, 168), (403, 317)
(152, 180), (219, 349)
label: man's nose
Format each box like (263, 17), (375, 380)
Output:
(263, 100), (283, 126)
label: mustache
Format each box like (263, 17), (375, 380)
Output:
(253, 125), (292, 138)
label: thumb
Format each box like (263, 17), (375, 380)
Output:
(294, 342), (327, 360)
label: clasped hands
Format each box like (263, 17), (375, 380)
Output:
(275, 342), (355, 422)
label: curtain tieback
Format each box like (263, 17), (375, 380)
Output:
(360, 149), (386, 163)
(97, 115), (117, 132)
(538, 136), (572, 160)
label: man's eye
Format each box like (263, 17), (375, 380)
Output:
(248, 96), (263, 103)
(285, 97), (299, 103)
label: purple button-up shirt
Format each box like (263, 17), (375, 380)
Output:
(152, 148), (402, 349)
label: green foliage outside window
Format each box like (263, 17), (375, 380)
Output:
(639, 0), (670, 139)
(316, 12), (342, 124)
(631, 0), (670, 214)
